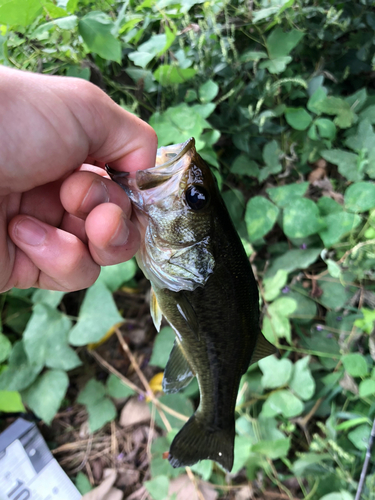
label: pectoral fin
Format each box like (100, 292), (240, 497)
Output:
(163, 339), (195, 394)
(176, 293), (200, 341)
(150, 287), (163, 332)
(249, 331), (277, 366)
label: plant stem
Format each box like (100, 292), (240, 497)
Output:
(355, 416), (375, 500)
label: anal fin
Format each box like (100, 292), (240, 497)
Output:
(163, 339), (195, 394)
(249, 331), (277, 366)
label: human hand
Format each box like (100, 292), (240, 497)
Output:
(0, 67), (157, 293)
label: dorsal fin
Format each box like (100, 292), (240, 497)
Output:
(163, 339), (195, 394)
(150, 287), (163, 332)
(250, 331), (277, 366)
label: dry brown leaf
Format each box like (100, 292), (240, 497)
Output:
(235, 485), (253, 500)
(339, 372), (359, 395)
(82, 469), (124, 500)
(119, 397), (151, 428)
(369, 332), (375, 362)
(169, 475), (218, 500)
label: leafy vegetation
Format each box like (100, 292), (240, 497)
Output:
(1, 0), (375, 498)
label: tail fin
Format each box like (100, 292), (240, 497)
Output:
(168, 414), (235, 472)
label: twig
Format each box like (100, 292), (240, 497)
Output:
(186, 467), (206, 500)
(355, 416), (375, 500)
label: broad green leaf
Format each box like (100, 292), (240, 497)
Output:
(240, 50), (267, 62)
(360, 105), (375, 124)
(86, 396), (117, 433)
(355, 308), (375, 334)
(261, 389), (304, 418)
(359, 379), (375, 398)
(293, 452), (332, 476)
(78, 12), (121, 63)
(130, 34), (167, 67)
(318, 280), (352, 310)
(191, 103), (216, 119)
(283, 198), (325, 238)
(149, 326), (175, 368)
(313, 96), (357, 128)
(266, 27), (304, 59)
(319, 212), (361, 247)
(342, 353), (368, 377)
(23, 304), (81, 371)
(245, 196), (279, 242)
(318, 197), (343, 216)
(150, 436), (183, 479)
(32, 289), (65, 308)
(348, 424), (371, 451)
(289, 356), (315, 400)
(0, 341), (43, 391)
(75, 472), (93, 495)
(321, 149), (362, 182)
(285, 108), (312, 130)
(154, 65), (196, 86)
(97, 260), (137, 292)
(315, 118), (336, 139)
(287, 290), (317, 324)
(190, 460), (213, 481)
(78, 379), (106, 405)
(259, 140), (282, 181)
(232, 436), (253, 474)
(346, 88), (367, 112)
(0, 333), (11, 363)
(263, 269), (288, 301)
(22, 369), (69, 425)
(269, 297), (297, 316)
(66, 65), (90, 80)
(0, 0), (42, 26)
(326, 259), (342, 279)
(307, 87), (327, 114)
(345, 181), (375, 213)
(252, 438), (290, 459)
(145, 475), (170, 500)
(154, 394), (193, 430)
(0, 390), (25, 412)
(69, 281), (124, 346)
(267, 182), (309, 208)
(259, 56), (292, 74)
(263, 313), (291, 344)
(258, 356), (293, 389)
(345, 119), (375, 153)
(199, 80), (219, 103)
(106, 374), (135, 399)
(265, 248), (322, 277)
(231, 154), (259, 177)
(320, 494), (353, 500)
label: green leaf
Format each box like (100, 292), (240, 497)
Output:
(154, 394), (193, 430)
(307, 87), (327, 114)
(78, 379), (106, 405)
(259, 56), (292, 74)
(150, 436), (183, 479)
(22, 369), (69, 425)
(0, 333), (11, 363)
(252, 438), (290, 459)
(32, 289), (65, 308)
(78, 11), (121, 63)
(75, 472), (93, 495)
(293, 452), (332, 476)
(345, 119), (375, 154)
(342, 353), (368, 377)
(69, 281), (123, 346)
(263, 269), (288, 301)
(259, 140), (282, 181)
(318, 279), (352, 310)
(149, 326), (175, 368)
(319, 211), (361, 248)
(289, 356), (315, 400)
(245, 196), (279, 242)
(283, 198), (325, 238)
(321, 149), (362, 182)
(97, 260), (137, 292)
(145, 475), (170, 500)
(78, 379), (116, 432)
(355, 308), (375, 334)
(23, 304), (81, 371)
(348, 424), (371, 451)
(232, 435), (253, 474)
(199, 80), (219, 103)
(345, 181), (375, 213)
(258, 356), (293, 389)
(0, 390), (25, 412)
(0, 341), (43, 391)
(0, 0), (42, 26)
(359, 379), (375, 398)
(287, 290), (317, 324)
(360, 105), (375, 124)
(346, 88), (367, 112)
(285, 108), (312, 130)
(106, 374), (135, 399)
(240, 50), (267, 62)
(267, 182), (309, 208)
(265, 248), (322, 277)
(266, 27), (304, 59)
(313, 96), (357, 128)
(261, 389), (304, 418)
(154, 65), (197, 86)
(231, 154), (260, 177)
(190, 460), (213, 481)
(315, 118), (336, 139)
(318, 197), (343, 216)
(263, 298), (297, 344)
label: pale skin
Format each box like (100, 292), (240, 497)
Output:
(0, 66), (158, 293)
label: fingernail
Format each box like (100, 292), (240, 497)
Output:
(80, 180), (109, 213)
(15, 218), (47, 246)
(110, 217), (130, 247)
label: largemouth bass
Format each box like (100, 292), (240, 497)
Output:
(106, 138), (275, 471)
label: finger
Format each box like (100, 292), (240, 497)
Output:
(85, 203), (140, 267)
(60, 170), (131, 220)
(60, 212), (87, 243)
(8, 215), (100, 291)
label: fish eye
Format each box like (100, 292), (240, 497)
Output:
(185, 185), (210, 211)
